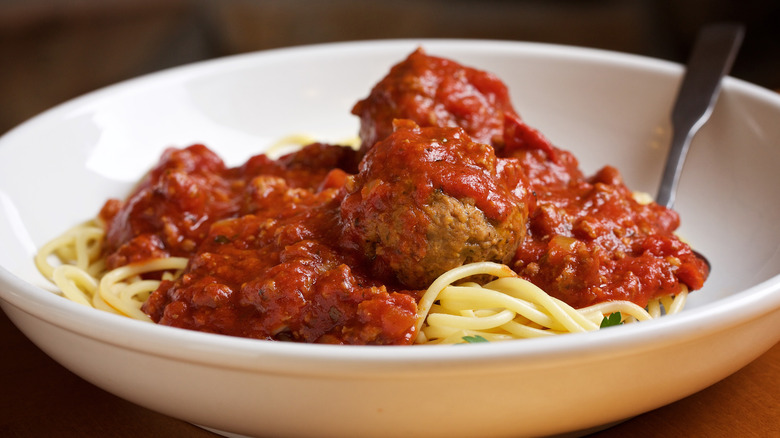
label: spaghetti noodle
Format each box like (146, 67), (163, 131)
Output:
(414, 262), (687, 344)
(36, 220), (187, 321)
(36, 224), (687, 344)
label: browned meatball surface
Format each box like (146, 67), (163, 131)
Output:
(339, 120), (529, 289)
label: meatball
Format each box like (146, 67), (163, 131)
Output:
(352, 47), (558, 161)
(340, 120), (529, 289)
(352, 48), (518, 154)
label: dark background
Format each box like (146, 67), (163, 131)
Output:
(1, 0), (779, 136)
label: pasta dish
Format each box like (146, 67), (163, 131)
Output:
(35, 49), (709, 345)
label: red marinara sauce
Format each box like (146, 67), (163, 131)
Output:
(509, 156), (708, 309)
(97, 48), (709, 345)
(102, 143), (420, 345)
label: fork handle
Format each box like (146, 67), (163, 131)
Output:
(656, 23), (744, 209)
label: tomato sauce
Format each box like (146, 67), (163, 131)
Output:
(99, 49), (709, 344)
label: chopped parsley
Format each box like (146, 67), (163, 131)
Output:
(328, 306), (342, 323)
(461, 335), (489, 343)
(213, 235), (231, 244)
(600, 312), (623, 328)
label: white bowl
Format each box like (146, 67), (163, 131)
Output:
(1, 39), (779, 438)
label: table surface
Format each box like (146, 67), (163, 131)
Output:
(1, 307), (777, 437)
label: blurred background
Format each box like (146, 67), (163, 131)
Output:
(1, 0), (778, 136)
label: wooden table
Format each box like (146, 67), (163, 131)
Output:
(1, 308), (777, 437)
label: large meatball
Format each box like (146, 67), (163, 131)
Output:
(352, 48), (516, 154)
(352, 47), (558, 160)
(340, 120), (530, 289)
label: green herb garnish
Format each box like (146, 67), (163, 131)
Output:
(214, 235), (231, 244)
(600, 312), (623, 328)
(462, 335), (489, 343)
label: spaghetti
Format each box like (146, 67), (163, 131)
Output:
(35, 220), (187, 321)
(414, 262), (687, 344)
(36, 224), (687, 344)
